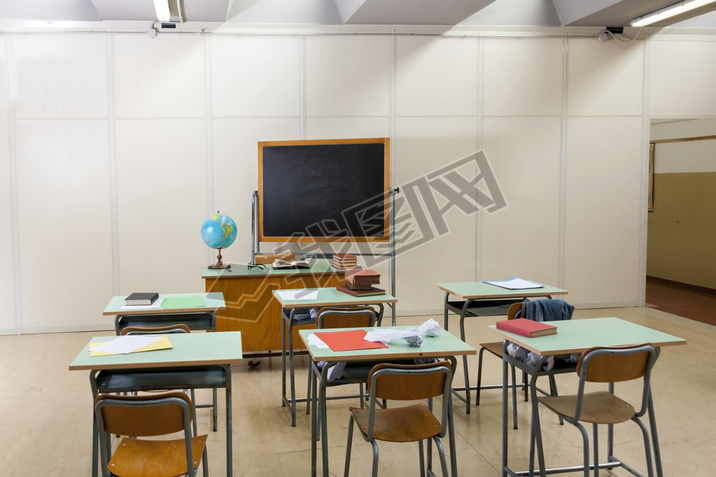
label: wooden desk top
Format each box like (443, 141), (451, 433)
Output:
(436, 280), (567, 300)
(103, 292), (225, 316)
(273, 287), (397, 309)
(488, 317), (686, 356)
(299, 326), (475, 362)
(68, 331), (244, 371)
(202, 262), (343, 279)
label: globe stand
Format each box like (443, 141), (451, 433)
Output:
(208, 247), (231, 269)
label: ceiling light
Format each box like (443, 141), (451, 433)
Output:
(152, 0), (171, 23)
(631, 0), (716, 27)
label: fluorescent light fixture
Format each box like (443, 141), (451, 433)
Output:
(631, 0), (716, 27)
(152, 0), (171, 23)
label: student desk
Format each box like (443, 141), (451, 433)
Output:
(69, 331), (243, 477)
(300, 326), (476, 477)
(489, 317), (686, 477)
(273, 287), (398, 426)
(436, 280), (567, 412)
(103, 292), (225, 334)
(203, 263), (344, 353)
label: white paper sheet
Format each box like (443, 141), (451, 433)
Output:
(363, 329), (420, 344)
(484, 277), (543, 290)
(89, 335), (162, 355)
(307, 334), (328, 349)
(276, 289), (319, 301)
(120, 297), (165, 310)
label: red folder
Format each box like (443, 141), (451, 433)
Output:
(314, 329), (388, 352)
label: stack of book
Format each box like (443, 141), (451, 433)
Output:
(332, 253), (358, 270)
(336, 269), (385, 297)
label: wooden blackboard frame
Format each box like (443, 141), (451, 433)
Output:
(258, 138), (391, 243)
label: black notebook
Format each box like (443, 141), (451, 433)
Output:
(125, 292), (159, 306)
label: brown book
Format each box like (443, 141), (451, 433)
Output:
(345, 282), (374, 290)
(336, 285), (386, 297)
(345, 269), (381, 286)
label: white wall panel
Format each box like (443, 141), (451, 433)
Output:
(114, 34), (206, 119)
(396, 36), (477, 117)
(564, 117), (643, 306)
(15, 120), (113, 332)
(306, 35), (390, 117)
(212, 35), (300, 118)
(0, 34), (16, 334)
(212, 117), (300, 265)
(649, 39), (716, 117)
(568, 38), (644, 116)
(306, 117), (390, 140)
(394, 117), (478, 314)
(483, 38), (563, 117)
(480, 117), (562, 285)
(11, 33), (108, 119)
(115, 119), (208, 294)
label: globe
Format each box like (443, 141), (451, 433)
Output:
(201, 212), (237, 269)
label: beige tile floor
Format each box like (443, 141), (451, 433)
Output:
(1, 306), (712, 477)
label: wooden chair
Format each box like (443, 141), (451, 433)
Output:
(475, 302), (526, 428)
(344, 361), (453, 477)
(306, 306), (379, 413)
(532, 344), (659, 477)
(475, 301), (566, 428)
(94, 392), (208, 477)
(120, 324), (217, 433)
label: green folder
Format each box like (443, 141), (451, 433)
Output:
(161, 295), (205, 309)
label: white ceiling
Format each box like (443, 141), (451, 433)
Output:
(1, 0), (715, 29)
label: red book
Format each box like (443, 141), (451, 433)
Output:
(496, 318), (557, 337)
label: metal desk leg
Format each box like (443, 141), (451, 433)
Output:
(459, 300), (472, 414)
(281, 311), (287, 409)
(225, 365), (233, 477)
(501, 344), (509, 477)
(320, 366), (330, 477)
(310, 362), (319, 477)
(447, 356), (459, 477)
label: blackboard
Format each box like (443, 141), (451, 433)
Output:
(258, 138), (390, 242)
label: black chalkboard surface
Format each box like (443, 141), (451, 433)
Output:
(258, 138), (390, 242)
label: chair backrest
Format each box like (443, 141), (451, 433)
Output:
(507, 303), (522, 320)
(365, 361), (453, 438)
(316, 306), (377, 329)
(574, 344), (658, 418)
(120, 323), (191, 335)
(95, 391), (194, 437)
(513, 298), (574, 322)
(577, 344), (657, 383)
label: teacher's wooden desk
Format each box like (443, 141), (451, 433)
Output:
(300, 326), (476, 477)
(103, 292), (225, 334)
(490, 317), (686, 477)
(69, 331), (243, 477)
(273, 287), (398, 427)
(436, 280), (567, 412)
(203, 263), (344, 353)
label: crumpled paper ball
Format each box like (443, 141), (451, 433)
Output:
(419, 318), (441, 337)
(405, 334), (424, 347)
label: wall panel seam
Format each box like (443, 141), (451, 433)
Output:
(6, 34), (21, 334)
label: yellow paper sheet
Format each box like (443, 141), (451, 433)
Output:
(90, 335), (173, 357)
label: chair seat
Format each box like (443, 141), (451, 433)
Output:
(479, 341), (503, 358)
(539, 390), (636, 424)
(350, 403), (441, 443)
(109, 435), (207, 477)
